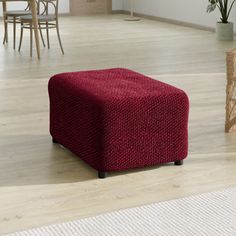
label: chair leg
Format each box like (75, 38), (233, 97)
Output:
(18, 22), (23, 52)
(3, 28), (6, 44)
(3, 16), (8, 44)
(13, 17), (16, 49)
(39, 23), (45, 47)
(46, 22), (50, 49)
(56, 21), (64, 54)
(30, 24), (33, 57)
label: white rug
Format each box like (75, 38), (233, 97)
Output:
(6, 187), (236, 236)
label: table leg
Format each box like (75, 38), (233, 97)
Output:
(29, 0), (40, 59)
(2, 0), (8, 44)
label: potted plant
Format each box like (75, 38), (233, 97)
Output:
(207, 0), (236, 41)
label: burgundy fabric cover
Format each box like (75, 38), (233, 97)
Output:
(49, 68), (189, 172)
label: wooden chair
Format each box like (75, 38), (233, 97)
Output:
(2, 0), (31, 49)
(18, 0), (64, 56)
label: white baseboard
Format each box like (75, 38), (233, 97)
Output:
(112, 10), (216, 32)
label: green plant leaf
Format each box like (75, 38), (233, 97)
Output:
(207, 0), (236, 22)
(207, 3), (217, 12)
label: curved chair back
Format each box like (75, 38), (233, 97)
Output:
(38, 0), (58, 18)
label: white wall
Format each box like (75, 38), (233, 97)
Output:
(2, 0), (235, 32)
(58, 0), (70, 13)
(112, 0), (123, 10)
(123, 0), (236, 31)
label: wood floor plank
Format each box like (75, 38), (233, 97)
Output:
(0, 14), (236, 234)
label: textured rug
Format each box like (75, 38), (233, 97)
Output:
(6, 187), (236, 236)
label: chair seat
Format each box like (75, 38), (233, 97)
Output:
(20, 14), (56, 22)
(6, 10), (31, 17)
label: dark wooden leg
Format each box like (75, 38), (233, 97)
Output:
(46, 22), (50, 49)
(98, 171), (107, 179)
(175, 160), (183, 166)
(52, 137), (58, 144)
(3, 17), (8, 44)
(30, 23), (33, 57)
(39, 23), (46, 47)
(3, 1), (8, 44)
(56, 20), (64, 54)
(13, 17), (16, 50)
(18, 22), (23, 52)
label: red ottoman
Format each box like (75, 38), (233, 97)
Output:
(48, 68), (189, 178)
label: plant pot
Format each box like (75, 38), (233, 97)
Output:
(216, 22), (234, 41)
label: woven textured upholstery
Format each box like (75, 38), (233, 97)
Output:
(48, 68), (189, 172)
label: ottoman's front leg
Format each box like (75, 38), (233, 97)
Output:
(52, 137), (58, 144)
(98, 171), (108, 179)
(174, 160), (184, 166)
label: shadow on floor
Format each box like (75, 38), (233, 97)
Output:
(0, 134), (176, 187)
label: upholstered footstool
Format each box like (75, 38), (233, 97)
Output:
(48, 68), (189, 178)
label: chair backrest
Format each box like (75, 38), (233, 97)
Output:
(38, 0), (58, 17)
(1, 0), (28, 2)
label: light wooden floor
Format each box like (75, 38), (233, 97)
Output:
(0, 14), (236, 234)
